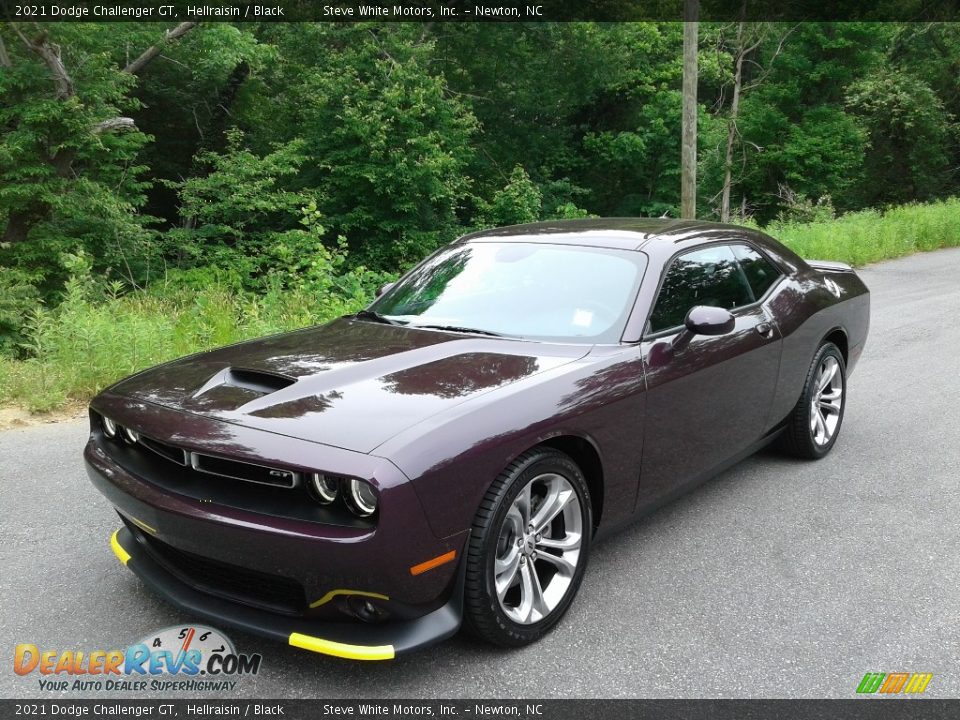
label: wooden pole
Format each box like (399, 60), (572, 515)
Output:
(681, 0), (699, 219)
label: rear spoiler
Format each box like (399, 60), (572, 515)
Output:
(807, 259), (855, 273)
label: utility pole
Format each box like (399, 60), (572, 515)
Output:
(681, 0), (699, 219)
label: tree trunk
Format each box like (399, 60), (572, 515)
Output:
(0, 35), (12, 68)
(681, 0), (699, 219)
(721, 20), (746, 223)
(2, 208), (41, 245)
(123, 22), (198, 75)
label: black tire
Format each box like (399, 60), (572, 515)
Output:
(777, 341), (846, 459)
(463, 448), (592, 647)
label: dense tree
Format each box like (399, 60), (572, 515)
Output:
(3, 19), (960, 349)
(232, 23), (478, 269)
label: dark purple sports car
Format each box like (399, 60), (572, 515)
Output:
(86, 219), (869, 659)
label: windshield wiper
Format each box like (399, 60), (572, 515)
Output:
(354, 309), (405, 326)
(412, 324), (507, 338)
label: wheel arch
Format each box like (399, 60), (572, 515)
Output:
(821, 326), (849, 365)
(534, 434), (605, 532)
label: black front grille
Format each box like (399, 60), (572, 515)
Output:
(140, 435), (188, 466)
(134, 526), (306, 615)
(191, 453), (298, 488)
(92, 410), (375, 529)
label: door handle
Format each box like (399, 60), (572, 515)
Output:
(756, 322), (774, 338)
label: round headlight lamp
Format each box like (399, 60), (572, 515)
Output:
(310, 473), (339, 504)
(101, 416), (118, 439)
(346, 479), (378, 517)
(122, 426), (139, 444)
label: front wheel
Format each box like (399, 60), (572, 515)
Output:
(778, 341), (846, 459)
(463, 448), (592, 647)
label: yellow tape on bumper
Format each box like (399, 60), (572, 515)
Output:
(288, 632), (394, 661)
(128, 515), (157, 535)
(110, 530), (131, 565)
(309, 589), (389, 609)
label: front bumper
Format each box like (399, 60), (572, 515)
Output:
(110, 525), (465, 660)
(85, 395), (470, 659)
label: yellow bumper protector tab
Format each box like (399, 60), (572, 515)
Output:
(110, 530), (131, 566)
(288, 633), (394, 661)
(309, 589), (389, 609)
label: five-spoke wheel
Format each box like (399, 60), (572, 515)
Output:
(779, 341), (847, 459)
(810, 355), (844, 446)
(464, 449), (591, 646)
(493, 472), (584, 625)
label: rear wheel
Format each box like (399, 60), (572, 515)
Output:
(778, 342), (846, 459)
(464, 448), (592, 647)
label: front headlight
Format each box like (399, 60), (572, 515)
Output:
(345, 478), (378, 517)
(309, 473), (339, 504)
(122, 426), (139, 444)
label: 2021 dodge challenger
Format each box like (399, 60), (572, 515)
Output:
(86, 218), (870, 660)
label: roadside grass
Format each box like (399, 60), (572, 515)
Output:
(1, 198), (959, 414)
(0, 280), (367, 412)
(769, 198), (960, 265)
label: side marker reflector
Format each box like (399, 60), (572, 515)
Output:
(410, 550), (456, 576)
(110, 530), (131, 565)
(288, 633), (394, 661)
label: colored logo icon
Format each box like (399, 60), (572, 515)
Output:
(856, 672), (933, 694)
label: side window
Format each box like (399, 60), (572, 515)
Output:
(648, 245), (753, 333)
(732, 244), (781, 299)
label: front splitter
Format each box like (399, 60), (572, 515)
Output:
(109, 526), (464, 660)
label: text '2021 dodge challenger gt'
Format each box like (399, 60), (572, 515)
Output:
(86, 218), (869, 660)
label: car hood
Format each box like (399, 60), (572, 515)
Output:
(108, 318), (588, 453)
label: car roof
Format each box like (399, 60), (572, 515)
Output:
(457, 218), (759, 251)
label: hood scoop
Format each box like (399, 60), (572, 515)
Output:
(186, 367), (297, 412)
(221, 367), (297, 394)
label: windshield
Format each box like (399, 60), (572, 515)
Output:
(370, 242), (646, 343)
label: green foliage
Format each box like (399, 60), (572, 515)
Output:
(700, 23), (902, 220)
(846, 70), (955, 206)
(163, 131), (322, 283)
(1, 246), (384, 412)
(0, 267), (40, 354)
(770, 198), (960, 266)
(475, 166), (543, 228)
(237, 24), (478, 270)
(0, 23), (156, 293)
(774, 192), (837, 225)
(5, 21), (960, 413)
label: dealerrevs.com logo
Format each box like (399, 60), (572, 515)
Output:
(14, 625), (262, 692)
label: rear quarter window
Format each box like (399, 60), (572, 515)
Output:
(733, 244), (781, 299)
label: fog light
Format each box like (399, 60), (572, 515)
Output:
(101, 416), (118, 439)
(122, 426), (139, 444)
(310, 473), (339, 504)
(346, 478), (378, 517)
(344, 595), (388, 624)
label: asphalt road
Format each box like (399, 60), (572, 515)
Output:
(2, 248), (959, 699)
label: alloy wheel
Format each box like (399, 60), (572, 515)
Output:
(810, 355), (843, 446)
(493, 472), (583, 625)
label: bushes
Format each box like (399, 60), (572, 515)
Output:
(2, 198), (960, 413)
(1, 247), (387, 412)
(768, 197), (960, 265)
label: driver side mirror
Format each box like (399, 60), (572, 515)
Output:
(684, 305), (735, 336)
(375, 282), (395, 298)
